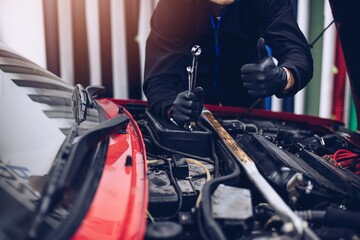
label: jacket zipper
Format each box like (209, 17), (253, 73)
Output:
(209, 0), (239, 88)
(210, 15), (223, 88)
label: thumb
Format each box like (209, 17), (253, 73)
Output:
(257, 37), (269, 62)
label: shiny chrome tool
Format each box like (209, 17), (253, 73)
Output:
(187, 66), (193, 92)
(189, 45), (201, 92)
(184, 45), (202, 131)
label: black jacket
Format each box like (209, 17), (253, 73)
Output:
(143, 0), (313, 118)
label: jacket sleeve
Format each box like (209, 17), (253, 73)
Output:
(143, 0), (193, 118)
(259, 0), (314, 97)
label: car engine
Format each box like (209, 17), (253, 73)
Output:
(123, 103), (360, 240)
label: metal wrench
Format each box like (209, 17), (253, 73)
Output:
(184, 45), (202, 131)
(189, 45), (201, 92)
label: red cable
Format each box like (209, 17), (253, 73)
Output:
(323, 149), (360, 174)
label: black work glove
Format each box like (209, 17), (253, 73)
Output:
(169, 86), (204, 127)
(241, 38), (288, 98)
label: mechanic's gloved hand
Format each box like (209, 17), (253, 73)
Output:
(241, 38), (288, 98)
(169, 86), (204, 127)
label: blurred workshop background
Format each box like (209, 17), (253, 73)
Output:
(0, 0), (357, 130)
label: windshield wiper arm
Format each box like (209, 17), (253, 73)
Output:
(28, 114), (130, 239)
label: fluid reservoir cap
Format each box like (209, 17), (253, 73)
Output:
(145, 221), (183, 240)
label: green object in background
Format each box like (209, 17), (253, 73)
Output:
(349, 98), (358, 131)
(305, 0), (324, 117)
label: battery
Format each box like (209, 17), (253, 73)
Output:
(148, 170), (178, 217)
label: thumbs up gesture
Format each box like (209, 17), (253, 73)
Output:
(241, 38), (288, 98)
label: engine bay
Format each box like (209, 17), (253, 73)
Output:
(125, 104), (360, 240)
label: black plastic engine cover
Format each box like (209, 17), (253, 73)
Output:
(145, 111), (213, 157)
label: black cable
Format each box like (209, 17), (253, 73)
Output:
(308, 20), (335, 49)
(296, 208), (360, 233)
(295, 210), (326, 222)
(197, 206), (210, 239)
(150, 157), (184, 221)
(147, 152), (171, 162)
(323, 207), (360, 232)
(247, 98), (263, 113)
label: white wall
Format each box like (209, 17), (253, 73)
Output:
(0, 0), (47, 68)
